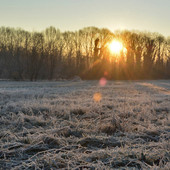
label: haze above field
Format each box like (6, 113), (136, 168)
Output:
(0, 0), (170, 36)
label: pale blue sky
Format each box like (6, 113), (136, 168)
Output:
(0, 0), (169, 36)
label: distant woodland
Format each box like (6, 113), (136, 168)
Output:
(0, 26), (169, 80)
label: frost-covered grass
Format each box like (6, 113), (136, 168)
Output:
(0, 80), (169, 169)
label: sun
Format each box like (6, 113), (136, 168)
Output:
(109, 40), (123, 54)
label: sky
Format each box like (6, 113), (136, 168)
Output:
(0, 0), (170, 36)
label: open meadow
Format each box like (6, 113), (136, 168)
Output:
(0, 80), (170, 169)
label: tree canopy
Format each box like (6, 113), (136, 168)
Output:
(0, 26), (169, 80)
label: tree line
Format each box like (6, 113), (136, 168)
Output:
(0, 26), (169, 80)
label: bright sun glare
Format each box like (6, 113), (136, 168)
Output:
(109, 40), (123, 54)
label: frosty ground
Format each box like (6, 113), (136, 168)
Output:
(0, 80), (169, 169)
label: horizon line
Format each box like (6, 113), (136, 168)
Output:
(0, 25), (169, 38)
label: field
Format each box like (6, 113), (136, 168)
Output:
(0, 80), (170, 169)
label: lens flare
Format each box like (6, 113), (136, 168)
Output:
(104, 71), (108, 77)
(93, 93), (102, 102)
(99, 77), (107, 86)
